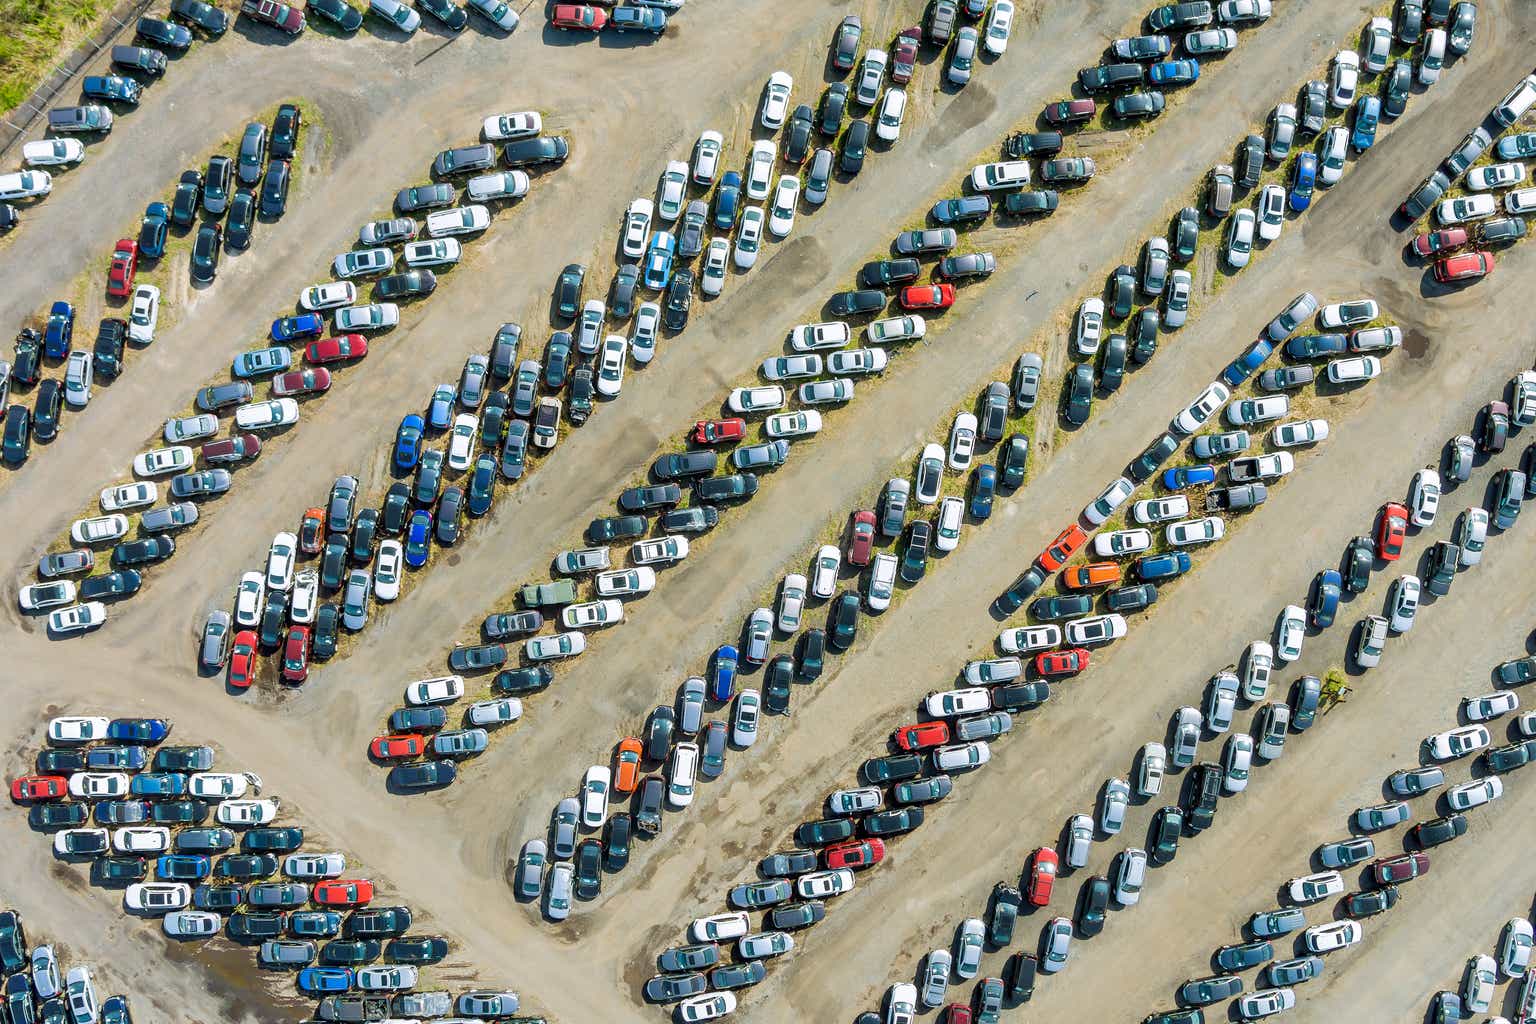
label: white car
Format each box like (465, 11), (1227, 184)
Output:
(1386, 574), (1419, 632)
(19, 581), (76, 612)
(1072, 298), (1105, 357)
(1326, 356), (1381, 384)
(1084, 477), (1135, 525)
(1464, 691), (1519, 722)
(215, 799), (278, 826)
(468, 697), (521, 727)
(1256, 184), (1285, 241)
(668, 742), (699, 807)
(482, 111), (541, 141)
(1465, 953), (1498, 1013)
(914, 443), (946, 504)
(63, 351), (92, 408)
(1319, 298), (1379, 327)
(163, 910), (221, 939)
(631, 303), (661, 365)
(1437, 192), (1498, 224)
(866, 553), (898, 611)
(651, 160), (687, 223)
(948, 413), (977, 470)
(1457, 508), (1489, 566)
(1501, 918), (1534, 978)
(1275, 604), (1306, 661)
(1064, 614), (1127, 646)
(1132, 495), (1189, 525)
(1287, 870), (1344, 904)
(1419, 26), (1447, 83)
(1226, 395), (1289, 426)
(692, 130), (723, 185)
(53, 828), (106, 856)
(790, 321), (851, 352)
(634, 536), (689, 564)
(595, 567), (657, 597)
(163, 414), (218, 443)
(1305, 920), (1362, 953)
(235, 398), (300, 431)
(467, 171), (528, 203)
(690, 912), (750, 943)
(403, 238), (463, 267)
(1409, 468), (1440, 527)
(265, 532), (298, 591)
(734, 206), (766, 268)
(875, 88), (907, 142)
(727, 385), (784, 414)
(22, 139), (83, 166)
(827, 348), (886, 376)
(563, 599), (624, 630)
(0, 170), (51, 199)
(335, 304), (400, 331)
(447, 412), (478, 470)
(621, 198), (653, 260)
(963, 659), (1022, 686)
(581, 766), (611, 826)
(971, 160), (1030, 193)
(1513, 370), (1536, 426)
(1469, 162), (1528, 191)
(1172, 381), (1231, 434)
(1329, 50), (1359, 107)
(370, 0), (419, 31)
(925, 688), (991, 718)
(746, 141), (776, 200)
(796, 868), (854, 899)
(808, 545), (840, 599)
(124, 883), (191, 914)
(700, 238), (729, 296)
(1505, 187), (1536, 215)
(983, 0), (1013, 54)
(373, 543), (402, 602)
(1095, 529), (1152, 557)
(1426, 724), (1490, 759)
(133, 445), (193, 477)
(233, 572), (265, 627)
(934, 496), (963, 552)
(112, 826), (171, 854)
(868, 316), (925, 343)
(405, 675), (466, 705)
(765, 411), (822, 438)
(768, 175), (799, 237)
(526, 632), (587, 661)
(357, 965), (417, 992)
(127, 285), (160, 344)
(1447, 776), (1504, 810)
(1165, 517), (1224, 547)
(678, 994), (736, 1023)
(70, 514), (129, 545)
(425, 205), (490, 237)
(300, 282), (358, 313)
(1238, 988), (1296, 1020)
(1226, 208), (1256, 267)
(998, 624), (1062, 654)
(48, 603), (106, 635)
(760, 71), (793, 129)
(333, 247), (393, 278)
(1272, 419), (1328, 447)
(48, 717), (110, 744)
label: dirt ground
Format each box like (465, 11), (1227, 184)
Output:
(4, 0), (1536, 1022)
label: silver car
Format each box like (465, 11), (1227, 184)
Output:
(954, 918), (985, 978)
(516, 839), (547, 900)
(1064, 813), (1093, 868)
(551, 798), (579, 859)
(199, 610), (230, 671)
(1040, 917), (1072, 973)
(1100, 778), (1130, 835)
(545, 861), (573, 921)
(1204, 672), (1239, 733)
(1170, 706), (1202, 767)
(920, 949), (951, 1007)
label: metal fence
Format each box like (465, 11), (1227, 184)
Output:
(0, 0), (157, 162)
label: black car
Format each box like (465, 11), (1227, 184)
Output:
(643, 705), (676, 761)
(828, 592), (859, 651)
(1341, 535), (1373, 592)
(768, 902), (824, 932)
(259, 159), (290, 218)
(259, 593), (288, 649)
(574, 838), (602, 900)
(994, 564), (1046, 615)
(863, 753), (922, 784)
(828, 289), (884, 317)
(619, 483), (682, 512)
(1149, 805), (1183, 864)
(784, 104), (814, 164)
(1130, 308), (1160, 364)
(899, 520), (930, 583)
(819, 83), (848, 136)
(495, 665), (553, 696)
(31, 380), (61, 441)
(137, 15), (192, 48)
(389, 760), (456, 790)
(243, 827), (303, 852)
(796, 628), (825, 680)
(763, 654), (794, 715)
(30, 803), (86, 830)
(1076, 875), (1110, 936)
(861, 259), (921, 287)
(696, 473), (758, 503)
(191, 223), (222, 282)
(170, 0), (230, 33)
(989, 883), (1023, 946)
(215, 853), (277, 880)
(1106, 582), (1156, 613)
(225, 190), (256, 250)
(113, 536), (174, 568)
(992, 679), (1048, 711)
(37, 748), (87, 773)
(555, 264), (585, 320)
(839, 120), (868, 174)
(654, 450), (718, 480)
(604, 812), (632, 870)
(94, 856), (147, 884)
(306, 0), (363, 29)
(323, 940), (381, 965)
(1003, 190), (1059, 216)
(796, 818), (855, 846)
(1003, 953), (1037, 1003)
(320, 536), (348, 590)
(503, 136), (569, 168)
(1237, 133), (1265, 188)
(664, 269), (693, 331)
(1077, 62), (1144, 93)
(863, 806), (923, 836)
(416, 0), (467, 29)
(226, 912), (287, 943)
(1412, 813), (1469, 848)
(1063, 363), (1094, 425)
(1108, 264), (1137, 318)
(79, 571), (141, 601)
(1184, 762), (1222, 833)
(1346, 886), (1398, 917)
(170, 169), (202, 228)
(610, 264), (639, 319)
(311, 604), (340, 661)
(376, 270), (437, 300)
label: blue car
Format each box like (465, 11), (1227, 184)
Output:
(192, 884), (243, 911)
(1350, 96), (1379, 152)
(107, 717), (171, 743)
(1308, 568), (1342, 628)
(130, 773), (187, 797)
(138, 202), (170, 260)
(709, 644), (738, 702)
(87, 746), (148, 770)
(1135, 551), (1191, 581)
(969, 464), (996, 520)
(642, 231), (676, 291)
(271, 312), (325, 343)
(393, 414), (425, 471)
(297, 967), (353, 994)
(1148, 58), (1199, 86)
(404, 510), (432, 568)
(1284, 333), (1348, 360)
(713, 172), (742, 229)
(43, 300), (74, 358)
(101, 995), (132, 1024)
(610, 4), (665, 31)
(1289, 153), (1317, 212)
(156, 855), (211, 881)
(289, 911), (343, 938)
(232, 347), (292, 379)
(1162, 465), (1216, 490)
(426, 384), (456, 431)
(1219, 337), (1274, 387)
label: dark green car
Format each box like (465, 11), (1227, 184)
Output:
(386, 935), (448, 965)
(828, 593), (859, 651)
(321, 939), (381, 965)
(305, 0), (363, 29)
(312, 604), (340, 660)
(1064, 363), (1094, 425)
(191, 223), (222, 283)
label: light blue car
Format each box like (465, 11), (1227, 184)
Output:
(231, 347), (292, 378)
(642, 231), (676, 290)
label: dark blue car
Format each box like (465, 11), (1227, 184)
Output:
(1135, 551), (1191, 581)
(969, 464), (996, 519)
(43, 301), (74, 358)
(404, 510), (432, 568)
(1289, 153), (1317, 212)
(1219, 337), (1275, 387)
(1308, 568), (1342, 628)
(271, 313), (324, 343)
(709, 645), (738, 702)
(138, 202), (170, 261)
(393, 414), (425, 471)
(107, 718), (171, 744)
(157, 855), (211, 881)
(1284, 333), (1348, 360)
(1162, 465), (1216, 490)
(1351, 96), (1379, 152)
(87, 746), (148, 770)
(713, 171), (741, 230)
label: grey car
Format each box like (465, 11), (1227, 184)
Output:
(1249, 907), (1306, 938)
(881, 479), (910, 537)
(1318, 837), (1374, 868)
(197, 380), (255, 411)
(1013, 353), (1042, 411)
(1140, 237), (1169, 294)
(921, 949), (952, 1007)
(1388, 766), (1444, 796)
(977, 382), (1010, 442)
(511, 360), (539, 417)
(237, 122), (268, 185)
(1179, 975), (1243, 1006)
(392, 992), (452, 1018)
(894, 228), (957, 255)
(341, 570), (370, 630)
(199, 610), (231, 671)
(551, 798), (579, 859)
(516, 839), (546, 900)
(259, 939), (316, 967)
(1268, 956), (1323, 986)
(141, 502), (199, 533)
(432, 143), (495, 177)
(643, 972), (707, 1003)
(459, 354), (489, 408)
(677, 677), (706, 735)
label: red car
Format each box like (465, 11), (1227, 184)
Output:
(228, 630), (258, 689)
(1411, 227), (1468, 258)
(1034, 648), (1089, 678)
(550, 3), (606, 30)
(10, 775), (67, 802)
(298, 507), (326, 555)
(272, 368), (332, 397)
(107, 239), (138, 298)
(1044, 98), (1096, 126)
(890, 27), (920, 84)
(692, 418), (745, 445)
(1371, 852), (1429, 886)
(1026, 846), (1058, 905)
(369, 734), (426, 759)
(944, 1005), (972, 1024)
(1037, 524), (1087, 571)
(312, 879), (375, 906)
(281, 626), (310, 684)
(305, 334), (368, 365)
(846, 510), (877, 567)
(1375, 502), (1408, 561)
(893, 721), (950, 751)
(899, 284), (955, 310)
(823, 838), (885, 870)
(201, 434), (262, 466)
(1434, 250), (1492, 283)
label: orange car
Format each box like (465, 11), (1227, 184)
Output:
(613, 737), (643, 794)
(298, 506), (326, 555)
(369, 735), (425, 760)
(312, 879), (374, 907)
(1061, 561), (1120, 590)
(1037, 524), (1087, 571)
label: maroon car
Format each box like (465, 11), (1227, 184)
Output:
(890, 27), (920, 84)
(272, 367), (331, 397)
(1410, 227), (1468, 258)
(846, 510), (877, 566)
(1370, 852), (1429, 886)
(1044, 98), (1096, 126)
(240, 0), (304, 32)
(201, 434), (261, 465)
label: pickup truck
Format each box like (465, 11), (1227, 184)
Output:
(1206, 483), (1267, 512)
(521, 580), (577, 608)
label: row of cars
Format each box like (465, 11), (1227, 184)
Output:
(546, 0), (682, 36)
(1, 100), (305, 474)
(0, 908), (132, 1024)
(22, 115), (553, 636)
(8, 716), (530, 1015)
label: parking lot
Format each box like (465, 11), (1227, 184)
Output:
(4, 0), (1536, 1022)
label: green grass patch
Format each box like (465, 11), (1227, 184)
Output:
(0, 0), (117, 116)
